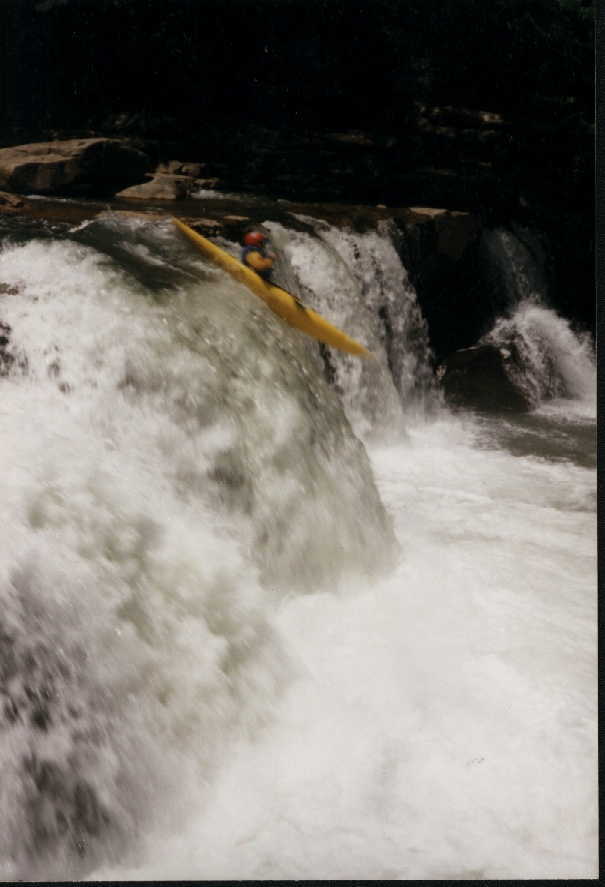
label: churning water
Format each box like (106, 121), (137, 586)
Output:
(0, 213), (596, 880)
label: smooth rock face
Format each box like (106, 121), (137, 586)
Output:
(439, 342), (531, 412)
(0, 139), (151, 196)
(405, 207), (480, 261)
(396, 209), (490, 360)
(115, 174), (192, 201)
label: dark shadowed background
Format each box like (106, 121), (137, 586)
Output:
(0, 0), (594, 329)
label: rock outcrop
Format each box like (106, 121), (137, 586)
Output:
(438, 342), (531, 412)
(114, 158), (222, 200)
(0, 191), (26, 211)
(398, 206), (480, 263)
(0, 139), (151, 196)
(394, 208), (495, 361)
(116, 174), (193, 201)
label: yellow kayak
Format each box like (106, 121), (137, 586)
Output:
(173, 217), (370, 357)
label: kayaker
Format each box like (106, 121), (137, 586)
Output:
(241, 231), (276, 282)
(240, 229), (306, 310)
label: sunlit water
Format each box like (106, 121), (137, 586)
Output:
(0, 214), (596, 880)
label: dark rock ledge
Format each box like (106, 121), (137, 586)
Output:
(0, 137), (544, 414)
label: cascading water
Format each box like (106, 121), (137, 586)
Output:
(481, 226), (550, 306)
(0, 209), (596, 880)
(485, 301), (596, 411)
(0, 216), (396, 879)
(478, 227), (595, 415)
(266, 216), (438, 438)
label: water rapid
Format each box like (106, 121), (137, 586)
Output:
(479, 228), (595, 414)
(0, 211), (596, 880)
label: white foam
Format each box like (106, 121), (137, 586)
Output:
(190, 189), (239, 200)
(0, 225), (596, 880)
(93, 412), (597, 880)
(486, 300), (595, 415)
(265, 219), (437, 439)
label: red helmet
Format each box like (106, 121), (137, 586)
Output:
(244, 231), (267, 246)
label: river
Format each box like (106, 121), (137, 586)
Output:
(0, 206), (596, 880)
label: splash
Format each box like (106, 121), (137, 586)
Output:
(265, 216), (438, 438)
(483, 300), (595, 414)
(0, 224), (396, 878)
(0, 212), (596, 880)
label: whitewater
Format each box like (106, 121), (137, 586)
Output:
(0, 211), (597, 880)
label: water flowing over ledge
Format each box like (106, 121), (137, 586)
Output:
(0, 205), (597, 880)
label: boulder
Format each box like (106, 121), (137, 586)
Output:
(115, 173), (193, 201)
(394, 208), (489, 361)
(438, 342), (531, 412)
(0, 139), (151, 196)
(0, 191), (26, 212)
(406, 207), (479, 260)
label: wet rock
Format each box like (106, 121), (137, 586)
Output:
(0, 190), (27, 212)
(439, 342), (531, 412)
(393, 209), (492, 360)
(0, 138), (151, 197)
(148, 161), (215, 186)
(406, 206), (480, 261)
(116, 173), (193, 200)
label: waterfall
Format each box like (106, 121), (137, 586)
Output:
(0, 215), (400, 878)
(484, 301), (596, 413)
(266, 216), (438, 437)
(480, 226), (549, 306)
(0, 208), (596, 881)
(479, 228), (594, 414)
